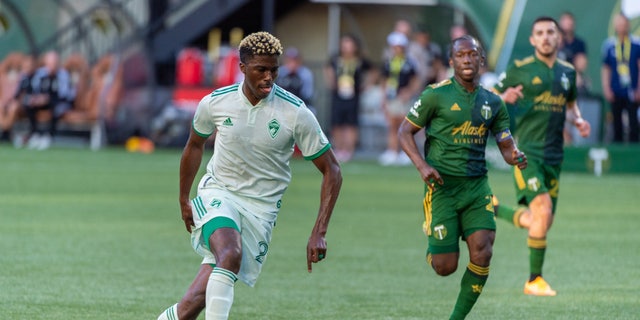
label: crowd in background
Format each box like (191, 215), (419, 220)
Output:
(0, 50), (123, 150)
(2, 11), (638, 154)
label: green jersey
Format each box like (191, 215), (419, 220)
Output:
(406, 77), (511, 177)
(494, 55), (577, 165)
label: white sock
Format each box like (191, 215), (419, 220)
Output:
(206, 267), (238, 320)
(157, 303), (179, 320)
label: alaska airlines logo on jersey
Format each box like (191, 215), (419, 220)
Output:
(223, 117), (234, 126)
(409, 100), (421, 118)
(452, 121), (488, 144)
(268, 119), (280, 139)
(450, 103), (461, 111)
(532, 76), (542, 85)
(561, 73), (570, 90)
(481, 102), (492, 119)
(534, 91), (566, 113)
(452, 121), (487, 137)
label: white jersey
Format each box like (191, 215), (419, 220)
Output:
(192, 82), (330, 220)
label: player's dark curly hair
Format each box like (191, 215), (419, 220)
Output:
(532, 16), (560, 31)
(238, 31), (283, 63)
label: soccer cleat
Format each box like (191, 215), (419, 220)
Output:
(524, 276), (557, 296)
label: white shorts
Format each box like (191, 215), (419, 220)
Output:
(190, 186), (276, 287)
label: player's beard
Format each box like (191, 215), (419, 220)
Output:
(536, 45), (557, 59)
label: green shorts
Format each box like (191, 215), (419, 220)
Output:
(423, 175), (496, 254)
(512, 159), (561, 213)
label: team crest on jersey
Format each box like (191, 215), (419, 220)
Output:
(481, 101), (492, 119)
(268, 119), (280, 139)
(561, 73), (570, 91)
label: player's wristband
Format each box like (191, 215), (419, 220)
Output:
(495, 128), (513, 142)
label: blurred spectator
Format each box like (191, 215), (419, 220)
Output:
(601, 13), (640, 143)
(558, 12), (590, 93)
(81, 54), (123, 124)
(559, 12), (590, 146)
(61, 54), (91, 122)
(407, 29), (433, 89)
(384, 20), (435, 87)
(383, 19), (413, 60)
(415, 28), (443, 85)
(276, 47), (314, 109)
(214, 45), (242, 87)
(22, 51), (75, 150)
(379, 31), (420, 166)
(324, 34), (372, 163)
(359, 67), (385, 121)
(0, 52), (26, 142)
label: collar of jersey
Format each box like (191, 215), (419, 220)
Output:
(451, 76), (479, 96)
(533, 55), (556, 70)
(237, 81), (275, 107)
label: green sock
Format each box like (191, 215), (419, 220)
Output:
(528, 237), (546, 279)
(495, 205), (526, 228)
(450, 263), (489, 320)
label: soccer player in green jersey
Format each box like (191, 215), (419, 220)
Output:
(493, 16), (591, 296)
(399, 35), (527, 320)
(157, 32), (342, 320)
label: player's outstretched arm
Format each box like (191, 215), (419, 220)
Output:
(307, 150), (342, 273)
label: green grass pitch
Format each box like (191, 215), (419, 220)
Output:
(1, 147), (638, 319)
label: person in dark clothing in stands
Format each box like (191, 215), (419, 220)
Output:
(21, 51), (74, 150)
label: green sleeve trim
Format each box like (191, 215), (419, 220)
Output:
(192, 121), (213, 138)
(303, 143), (331, 161)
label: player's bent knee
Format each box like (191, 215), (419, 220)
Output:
(469, 247), (493, 266)
(431, 258), (458, 276)
(215, 246), (242, 271)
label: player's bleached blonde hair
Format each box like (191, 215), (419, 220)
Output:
(238, 31), (283, 63)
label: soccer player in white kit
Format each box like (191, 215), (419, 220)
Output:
(157, 32), (343, 320)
